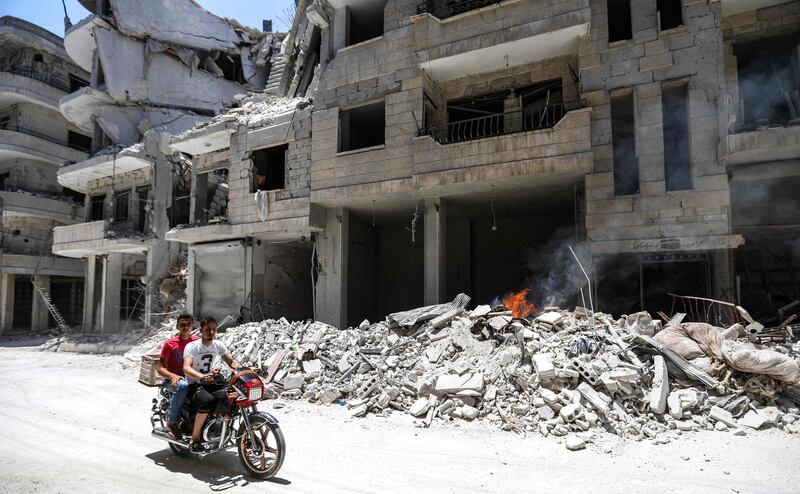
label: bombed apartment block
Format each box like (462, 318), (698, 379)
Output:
(0, 17), (90, 333)
(49, 0), (294, 333)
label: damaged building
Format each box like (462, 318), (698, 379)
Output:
(0, 16), (90, 332)
(5, 0), (798, 333)
(49, 0), (286, 332)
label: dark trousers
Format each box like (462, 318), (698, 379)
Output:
(189, 383), (228, 414)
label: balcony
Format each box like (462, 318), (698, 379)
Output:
(0, 127), (89, 164)
(0, 66), (75, 111)
(57, 145), (152, 193)
(413, 105), (592, 194)
(0, 188), (84, 224)
(725, 126), (800, 166)
(53, 219), (153, 258)
(413, 0), (589, 82)
(0, 65), (70, 93)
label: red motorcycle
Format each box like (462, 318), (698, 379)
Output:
(150, 368), (285, 479)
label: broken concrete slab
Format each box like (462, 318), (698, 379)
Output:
(434, 373), (484, 393)
(532, 354), (556, 379)
(302, 359), (322, 374)
(709, 406), (738, 428)
(565, 435), (586, 451)
(738, 410), (767, 430)
(282, 373), (304, 390)
(649, 356), (669, 414)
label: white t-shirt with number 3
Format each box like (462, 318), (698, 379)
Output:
(183, 339), (230, 384)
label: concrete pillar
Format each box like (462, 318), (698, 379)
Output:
(332, 7), (349, 52)
(100, 253), (122, 333)
(315, 207), (348, 329)
(31, 275), (50, 331)
(82, 255), (97, 332)
(0, 273), (13, 333)
(186, 247), (197, 317)
(424, 198), (446, 305)
(712, 249), (735, 303)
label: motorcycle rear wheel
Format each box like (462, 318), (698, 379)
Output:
(237, 413), (285, 479)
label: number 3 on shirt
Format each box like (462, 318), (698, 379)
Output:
(199, 354), (213, 374)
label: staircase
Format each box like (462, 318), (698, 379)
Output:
(32, 277), (72, 333)
(264, 55), (287, 95)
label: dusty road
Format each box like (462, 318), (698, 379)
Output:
(0, 343), (798, 494)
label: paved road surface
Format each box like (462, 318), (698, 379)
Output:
(1, 344), (797, 493)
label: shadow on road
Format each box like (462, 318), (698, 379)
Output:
(146, 448), (291, 490)
(0, 337), (50, 348)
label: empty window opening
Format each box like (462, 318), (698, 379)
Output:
(611, 91), (638, 195)
(607, 0), (633, 42)
(136, 186), (150, 232)
(69, 74), (89, 92)
(733, 32), (800, 129)
(657, 0), (683, 31)
(251, 146), (287, 192)
(89, 194), (105, 221)
(67, 131), (92, 152)
(662, 83), (692, 191)
(207, 52), (246, 84)
(520, 79), (564, 131)
(196, 169), (229, 224)
(120, 278), (144, 321)
(0, 172), (9, 190)
(339, 102), (385, 152)
(446, 92), (507, 142)
(347, 1), (387, 46)
(113, 191), (130, 222)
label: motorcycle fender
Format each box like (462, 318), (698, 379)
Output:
(251, 410), (279, 425)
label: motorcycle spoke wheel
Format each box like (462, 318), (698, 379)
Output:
(237, 414), (285, 479)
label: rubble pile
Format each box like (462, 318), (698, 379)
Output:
(197, 296), (800, 447)
(174, 94), (310, 137)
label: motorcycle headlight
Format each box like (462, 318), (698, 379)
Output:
(247, 386), (263, 401)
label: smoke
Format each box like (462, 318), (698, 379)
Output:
(734, 40), (797, 128)
(519, 225), (587, 309)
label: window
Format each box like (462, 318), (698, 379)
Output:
(33, 53), (44, 63)
(120, 278), (144, 320)
(136, 186), (150, 232)
(339, 102), (385, 152)
(251, 146), (287, 192)
(0, 172), (9, 190)
(347, 1), (387, 46)
(657, 0), (683, 31)
(113, 191), (130, 222)
(89, 194), (105, 221)
(607, 0), (632, 42)
(611, 91), (638, 196)
(67, 131), (92, 152)
(69, 74), (89, 92)
(662, 83), (692, 191)
(196, 169), (229, 224)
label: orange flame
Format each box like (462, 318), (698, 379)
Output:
(502, 288), (537, 318)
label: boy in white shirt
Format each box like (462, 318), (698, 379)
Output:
(183, 317), (240, 451)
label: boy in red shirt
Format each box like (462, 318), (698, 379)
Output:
(157, 313), (198, 439)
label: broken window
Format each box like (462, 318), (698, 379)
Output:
(662, 83), (692, 191)
(69, 74), (89, 92)
(347, 1), (387, 46)
(520, 79), (564, 131)
(733, 32), (800, 129)
(607, 0), (633, 43)
(611, 90), (639, 196)
(196, 169), (229, 224)
(67, 131), (92, 152)
(446, 91), (507, 142)
(113, 190), (130, 222)
(339, 102), (385, 152)
(136, 186), (150, 232)
(251, 146), (287, 192)
(89, 194), (105, 221)
(657, 0), (683, 31)
(120, 278), (144, 321)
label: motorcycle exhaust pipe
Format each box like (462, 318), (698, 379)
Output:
(151, 429), (188, 449)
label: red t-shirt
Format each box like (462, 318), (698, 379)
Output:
(160, 334), (199, 376)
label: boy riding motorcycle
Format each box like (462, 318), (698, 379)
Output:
(156, 313), (198, 439)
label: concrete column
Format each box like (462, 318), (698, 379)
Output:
(315, 207), (348, 329)
(82, 255), (97, 332)
(31, 275), (50, 331)
(0, 273), (13, 333)
(100, 254), (122, 333)
(424, 198), (446, 305)
(186, 247), (197, 317)
(332, 7), (349, 52)
(712, 249), (735, 303)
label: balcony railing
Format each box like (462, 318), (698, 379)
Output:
(0, 65), (71, 93)
(422, 100), (584, 144)
(416, 0), (505, 19)
(0, 125), (91, 153)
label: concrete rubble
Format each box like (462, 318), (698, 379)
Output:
(123, 296), (800, 450)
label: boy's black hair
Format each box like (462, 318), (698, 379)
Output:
(177, 313), (193, 321)
(201, 316), (217, 327)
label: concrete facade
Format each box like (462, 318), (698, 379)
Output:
(0, 16), (89, 333)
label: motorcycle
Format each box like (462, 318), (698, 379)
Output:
(150, 368), (285, 479)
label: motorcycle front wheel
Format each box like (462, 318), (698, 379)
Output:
(237, 412), (285, 479)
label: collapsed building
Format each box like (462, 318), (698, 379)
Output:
(0, 16), (91, 332)
(48, 0), (287, 332)
(4, 0), (799, 335)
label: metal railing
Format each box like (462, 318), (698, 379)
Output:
(416, 0), (505, 19)
(423, 100), (584, 144)
(0, 125), (91, 152)
(0, 65), (71, 93)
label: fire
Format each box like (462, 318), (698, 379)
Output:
(502, 288), (537, 318)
